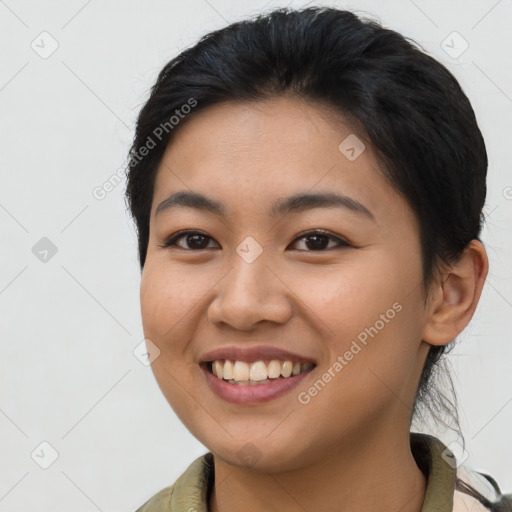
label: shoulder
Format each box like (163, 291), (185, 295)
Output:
(453, 488), (506, 512)
(454, 467), (512, 512)
(132, 452), (214, 512)
(410, 433), (511, 512)
(134, 484), (175, 512)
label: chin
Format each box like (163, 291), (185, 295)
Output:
(207, 436), (309, 473)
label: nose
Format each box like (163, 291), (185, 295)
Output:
(207, 256), (293, 331)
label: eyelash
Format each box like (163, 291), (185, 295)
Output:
(157, 229), (351, 252)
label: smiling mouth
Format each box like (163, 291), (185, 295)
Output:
(203, 359), (316, 385)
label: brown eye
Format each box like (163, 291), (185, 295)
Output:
(159, 229), (350, 252)
(159, 231), (220, 250)
(288, 230), (350, 251)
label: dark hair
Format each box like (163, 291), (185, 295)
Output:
(124, 6), (487, 437)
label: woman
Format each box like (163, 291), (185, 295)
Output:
(125, 6), (511, 512)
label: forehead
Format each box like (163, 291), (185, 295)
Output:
(151, 97), (407, 224)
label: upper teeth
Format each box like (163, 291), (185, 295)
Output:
(211, 360), (314, 381)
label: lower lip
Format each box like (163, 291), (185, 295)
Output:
(200, 364), (314, 404)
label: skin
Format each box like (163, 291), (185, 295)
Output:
(139, 96), (488, 512)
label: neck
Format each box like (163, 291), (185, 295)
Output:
(209, 424), (427, 512)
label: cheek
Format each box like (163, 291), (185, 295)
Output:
(302, 251), (424, 392)
(294, 251), (414, 338)
(339, 316), (424, 421)
(139, 261), (208, 346)
(139, 263), (209, 421)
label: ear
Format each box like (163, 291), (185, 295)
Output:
(421, 240), (489, 346)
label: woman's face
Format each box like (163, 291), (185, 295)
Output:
(140, 97), (432, 471)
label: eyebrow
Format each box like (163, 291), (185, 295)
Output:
(155, 190), (375, 221)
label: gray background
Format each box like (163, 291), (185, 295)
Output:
(1, 0), (511, 510)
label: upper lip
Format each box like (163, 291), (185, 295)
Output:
(199, 345), (317, 364)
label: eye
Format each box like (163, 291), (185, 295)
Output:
(288, 230), (351, 251)
(158, 229), (351, 252)
(158, 230), (220, 250)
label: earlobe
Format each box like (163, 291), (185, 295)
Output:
(421, 240), (489, 347)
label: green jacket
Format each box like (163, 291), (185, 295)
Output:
(135, 433), (511, 511)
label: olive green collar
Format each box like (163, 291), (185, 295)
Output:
(410, 432), (456, 511)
